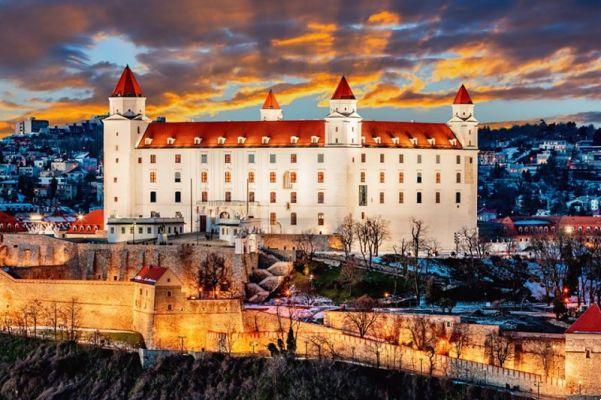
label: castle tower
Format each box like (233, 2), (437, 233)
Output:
(325, 76), (362, 146)
(103, 66), (151, 224)
(260, 89), (283, 121)
(447, 84), (478, 149)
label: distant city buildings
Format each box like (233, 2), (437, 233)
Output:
(13, 117), (49, 136)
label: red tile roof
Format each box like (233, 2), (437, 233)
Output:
(67, 209), (104, 234)
(453, 84), (473, 104)
(137, 120), (461, 149)
(0, 212), (26, 232)
(566, 304), (601, 334)
(331, 76), (355, 100)
(111, 65), (144, 97)
(132, 265), (167, 285)
(262, 89), (280, 109)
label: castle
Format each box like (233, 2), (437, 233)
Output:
(103, 67), (478, 250)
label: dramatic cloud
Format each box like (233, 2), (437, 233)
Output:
(0, 0), (599, 134)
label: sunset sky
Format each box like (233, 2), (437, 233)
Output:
(0, 0), (600, 135)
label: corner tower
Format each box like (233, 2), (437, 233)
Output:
(260, 89), (283, 121)
(447, 84), (478, 149)
(103, 66), (150, 223)
(325, 76), (362, 146)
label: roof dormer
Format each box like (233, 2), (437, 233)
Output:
(290, 136), (299, 144)
(194, 137), (202, 145)
(311, 136), (320, 144)
(391, 136), (400, 145)
(262, 136), (270, 144)
(373, 136), (382, 145)
(427, 138), (435, 146)
(144, 138), (153, 145)
(217, 136), (226, 145)
(238, 136), (246, 144)
(449, 138), (458, 146)
(409, 137), (418, 146)
(167, 137), (176, 145)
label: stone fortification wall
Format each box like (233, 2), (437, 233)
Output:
(260, 234), (341, 252)
(565, 333), (601, 395)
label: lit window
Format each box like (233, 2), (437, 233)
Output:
(399, 172), (404, 183)
(399, 192), (404, 204)
(175, 154), (181, 163)
(379, 192), (385, 204)
(291, 154), (297, 163)
(201, 171), (208, 183)
(270, 192), (276, 203)
(290, 172), (297, 183)
(291, 192), (297, 203)
(225, 191), (231, 202)
(225, 171), (231, 183)
(150, 171), (156, 183)
(318, 192), (324, 204)
(270, 212), (276, 225)
(290, 212), (297, 225)
(317, 213), (324, 226)
(380, 154), (385, 163)
(317, 171), (324, 183)
(270, 171), (276, 183)
(379, 172), (385, 183)
(225, 154), (231, 163)
(248, 171), (255, 183)
(435, 172), (441, 184)
(150, 154), (156, 164)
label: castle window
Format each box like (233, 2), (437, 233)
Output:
(399, 192), (404, 204)
(270, 171), (276, 183)
(399, 172), (404, 183)
(270, 192), (276, 203)
(115, 158), (119, 163)
(456, 192), (461, 204)
(270, 154), (276, 163)
(114, 197), (118, 202)
(317, 213), (324, 226)
(449, 138), (458, 146)
(175, 171), (181, 183)
(144, 138), (153, 145)
(150, 154), (156, 164)
(435, 192), (441, 204)
(248, 153), (255, 164)
(167, 305), (173, 311)
(194, 137), (202, 145)
(290, 136), (299, 144)
(138, 157), (142, 164)
(379, 172), (385, 183)
(291, 192), (297, 203)
(317, 171), (324, 183)
(201, 171), (208, 183)
(115, 145), (119, 151)
(380, 154), (385, 163)
(291, 154), (297, 163)
(435, 172), (441, 184)
(436, 154), (440, 164)
(248, 171), (255, 183)
(374, 136), (382, 144)
(428, 138), (435, 146)
(456, 155), (461, 164)
(113, 177), (117, 183)
(167, 137), (175, 145)
(225, 191), (231, 202)
(224, 154), (231, 163)
(410, 138), (418, 146)
(317, 153), (324, 163)
(290, 172), (297, 183)
(217, 136), (226, 145)
(399, 154), (404, 163)
(167, 291), (172, 297)
(262, 136), (270, 144)
(150, 191), (156, 203)
(200, 154), (208, 163)
(417, 192), (422, 204)
(311, 136), (319, 144)
(224, 171), (231, 183)
(456, 172), (461, 183)
(238, 136), (246, 144)
(175, 154), (181, 163)
(392, 137), (399, 145)
(175, 191), (181, 203)
(417, 154), (422, 164)
(361, 153), (366, 163)
(270, 213), (276, 225)
(290, 213), (297, 225)
(417, 172), (422, 184)
(358, 185), (367, 206)
(379, 192), (385, 204)
(201, 191), (208, 202)
(360, 171), (366, 183)
(248, 191), (255, 202)
(318, 192), (324, 204)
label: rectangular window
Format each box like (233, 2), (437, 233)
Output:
(115, 158), (119, 163)
(175, 154), (181, 163)
(175, 172), (181, 183)
(225, 191), (231, 202)
(456, 172), (461, 183)
(201, 191), (208, 202)
(399, 172), (404, 183)
(317, 153), (324, 163)
(201, 171), (208, 183)
(150, 171), (157, 183)
(361, 153), (366, 163)
(317, 171), (324, 183)
(270, 154), (276, 163)
(290, 192), (297, 203)
(360, 171), (366, 183)
(150, 154), (156, 164)
(456, 192), (461, 204)
(318, 192), (324, 204)
(150, 191), (156, 203)
(399, 191), (404, 204)
(417, 172), (422, 184)
(270, 171), (276, 183)
(379, 172), (385, 183)
(435, 172), (441, 184)
(201, 154), (208, 163)
(436, 154), (440, 164)
(317, 213), (324, 226)
(270, 212), (276, 225)
(435, 191), (440, 203)
(138, 157), (142, 164)
(248, 191), (255, 202)
(291, 154), (297, 163)
(417, 192), (422, 204)
(379, 192), (385, 204)
(290, 212), (297, 225)
(359, 185), (367, 206)
(174, 191), (181, 203)
(114, 196), (118, 202)
(113, 177), (117, 183)
(417, 154), (422, 164)
(380, 154), (385, 163)
(147, 227), (151, 234)
(270, 192), (276, 203)
(456, 155), (461, 164)
(248, 153), (255, 164)
(224, 171), (231, 183)
(399, 154), (404, 163)
(224, 154), (231, 163)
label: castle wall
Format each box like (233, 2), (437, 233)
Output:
(565, 333), (601, 395)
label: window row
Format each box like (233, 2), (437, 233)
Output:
(270, 212), (324, 226)
(366, 171), (463, 184)
(151, 191), (327, 204)
(197, 171), (324, 184)
(142, 153), (326, 165)
(360, 153), (466, 164)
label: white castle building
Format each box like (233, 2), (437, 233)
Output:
(103, 66), (478, 250)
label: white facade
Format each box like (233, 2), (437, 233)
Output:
(104, 70), (478, 251)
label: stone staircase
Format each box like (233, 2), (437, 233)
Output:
(246, 250), (293, 303)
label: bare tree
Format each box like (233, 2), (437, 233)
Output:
(406, 315), (435, 351)
(366, 340), (385, 368)
(198, 253), (231, 298)
(336, 214), (355, 260)
(531, 341), (557, 377)
(368, 216), (389, 257)
(449, 323), (472, 359)
(396, 219), (434, 306)
(219, 318), (239, 355)
(309, 334), (339, 360)
(487, 332), (512, 367)
(296, 230), (318, 266)
(43, 301), (61, 340)
(62, 297), (82, 342)
(355, 216), (389, 268)
(337, 257), (363, 297)
(26, 298), (42, 338)
(343, 296), (381, 338)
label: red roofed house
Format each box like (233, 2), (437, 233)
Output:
(104, 67), (478, 251)
(0, 211), (26, 233)
(64, 209), (105, 238)
(564, 304), (601, 394)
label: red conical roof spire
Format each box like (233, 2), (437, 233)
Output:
(111, 65), (144, 97)
(566, 303), (601, 334)
(453, 84), (473, 104)
(331, 76), (356, 100)
(262, 89), (280, 109)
